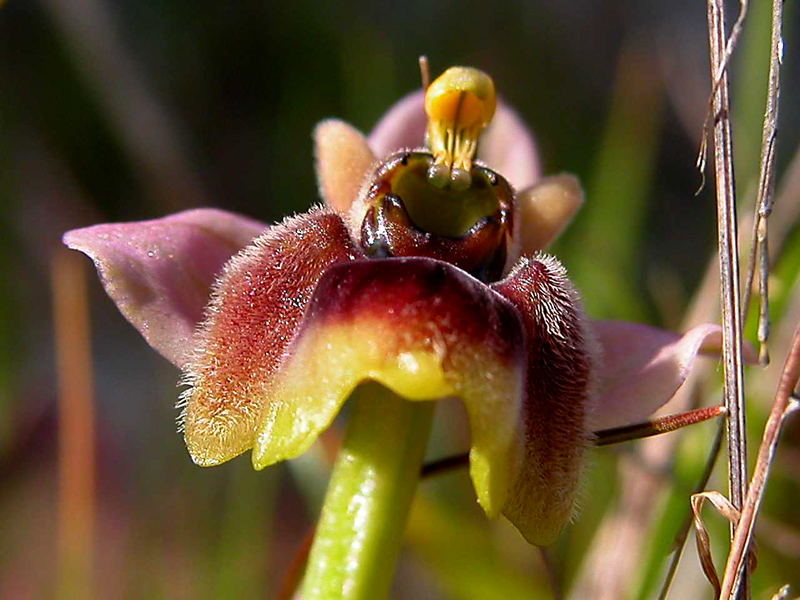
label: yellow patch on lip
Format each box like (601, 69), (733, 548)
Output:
(252, 315), (523, 518)
(379, 350), (453, 399)
(251, 320), (454, 471)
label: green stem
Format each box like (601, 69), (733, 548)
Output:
(300, 382), (435, 600)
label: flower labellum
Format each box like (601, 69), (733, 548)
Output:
(65, 65), (731, 547)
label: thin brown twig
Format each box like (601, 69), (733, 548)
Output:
(696, 0), (749, 188)
(593, 405), (726, 447)
(720, 324), (800, 599)
(706, 0), (749, 567)
(420, 405), (728, 480)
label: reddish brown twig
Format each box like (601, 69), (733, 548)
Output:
(594, 405), (726, 447)
(420, 405), (728, 479)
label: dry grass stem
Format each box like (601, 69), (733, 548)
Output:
(691, 490), (752, 598)
(664, 142), (800, 600)
(742, 0), (784, 366)
(706, 0), (749, 555)
(696, 1), (749, 185)
(696, 0), (748, 173)
(568, 27), (800, 600)
(719, 325), (800, 599)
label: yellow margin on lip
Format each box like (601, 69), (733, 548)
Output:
(251, 319), (523, 518)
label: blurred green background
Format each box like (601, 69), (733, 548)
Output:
(1, 1), (799, 598)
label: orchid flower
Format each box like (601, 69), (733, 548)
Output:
(65, 67), (732, 599)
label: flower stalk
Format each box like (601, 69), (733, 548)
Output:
(301, 382), (435, 599)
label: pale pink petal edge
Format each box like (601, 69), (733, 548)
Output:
(367, 90), (427, 158)
(64, 208), (266, 367)
(588, 321), (756, 431)
(479, 99), (541, 190)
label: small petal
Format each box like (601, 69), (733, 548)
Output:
(589, 321), (737, 430)
(252, 257), (527, 517)
(314, 119), (376, 213)
(63, 209), (266, 367)
(516, 174), (584, 255)
(479, 100), (541, 190)
(182, 209), (359, 466)
(493, 255), (595, 546)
